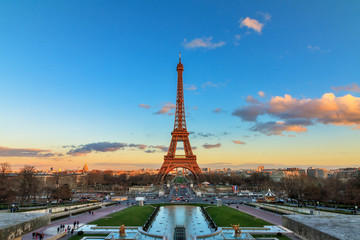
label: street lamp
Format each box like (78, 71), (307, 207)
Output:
(317, 201), (320, 215)
(355, 205), (358, 215)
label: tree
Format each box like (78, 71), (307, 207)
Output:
(51, 184), (73, 202)
(0, 162), (16, 204)
(18, 166), (41, 204)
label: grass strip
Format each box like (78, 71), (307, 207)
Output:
(90, 205), (154, 226)
(206, 206), (271, 227)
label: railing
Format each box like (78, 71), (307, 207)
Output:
(143, 205), (160, 231)
(200, 206), (218, 231)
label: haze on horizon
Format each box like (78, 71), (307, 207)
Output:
(0, 1), (359, 171)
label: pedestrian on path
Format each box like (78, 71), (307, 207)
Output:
(77, 220), (79, 228)
(57, 227), (59, 233)
(73, 221), (76, 228)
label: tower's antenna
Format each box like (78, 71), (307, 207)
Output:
(179, 52), (181, 63)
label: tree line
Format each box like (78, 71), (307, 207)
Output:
(1, 162), (359, 206)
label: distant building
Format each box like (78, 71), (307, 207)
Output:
(257, 166), (264, 172)
(270, 171), (285, 182)
(307, 167), (329, 179)
(337, 168), (360, 181)
(82, 163), (88, 173)
(270, 170), (300, 182)
(201, 168), (211, 173)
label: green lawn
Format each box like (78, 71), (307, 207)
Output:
(90, 205), (154, 226)
(173, 176), (187, 183)
(206, 206), (271, 227)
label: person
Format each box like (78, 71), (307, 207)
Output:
(67, 225), (70, 233)
(73, 221), (76, 228)
(57, 227), (59, 233)
(32, 232), (36, 239)
(71, 229), (74, 235)
(77, 221), (80, 228)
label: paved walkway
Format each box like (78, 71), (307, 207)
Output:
(229, 204), (302, 240)
(229, 204), (282, 225)
(22, 204), (128, 240)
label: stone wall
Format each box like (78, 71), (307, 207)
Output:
(282, 215), (360, 240)
(0, 213), (50, 240)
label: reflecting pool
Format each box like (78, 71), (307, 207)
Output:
(147, 205), (212, 238)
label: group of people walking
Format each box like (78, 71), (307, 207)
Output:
(31, 232), (44, 239)
(57, 221), (80, 236)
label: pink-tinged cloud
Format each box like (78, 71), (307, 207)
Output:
(139, 104), (150, 108)
(184, 37), (225, 49)
(202, 143), (221, 149)
(148, 145), (168, 153)
(155, 103), (175, 115)
(0, 146), (61, 157)
(213, 108), (223, 113)
(246, 95), (260, 104)
(232, 140), (246, 145)
(240, 17), (264, 33)
(251, 121), (308, 136)
(129, 144), (147, 150)
(332, 83), (360, 93)
(232, 104), (265, 121)
(267, 93), (360, 126)
(233, 92), (360, 135)
(258, 91), (265, 97)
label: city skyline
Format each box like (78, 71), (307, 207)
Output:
(1, 1), (360, 170)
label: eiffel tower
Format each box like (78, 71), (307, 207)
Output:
(156, 53), (203, 182)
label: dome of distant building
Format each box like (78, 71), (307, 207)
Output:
(82, 163), (88, 172)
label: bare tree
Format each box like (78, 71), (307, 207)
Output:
(0, 162), (16, 204)
(18, 166), (41, 204)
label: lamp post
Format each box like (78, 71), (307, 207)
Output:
(355, 205), (358, 215)
(317, 201), (320, 215)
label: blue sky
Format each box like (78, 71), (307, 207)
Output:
(0, 1), (359, 170)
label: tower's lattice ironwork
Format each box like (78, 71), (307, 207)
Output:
(156, 53), (203, 182)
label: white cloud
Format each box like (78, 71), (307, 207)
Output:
(184, 84), (197, 91)
(308, 45), (320, 51)
(184, 37), (225, 49)
(257, 12), (271, 21)
(240, 17), (264, 33)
